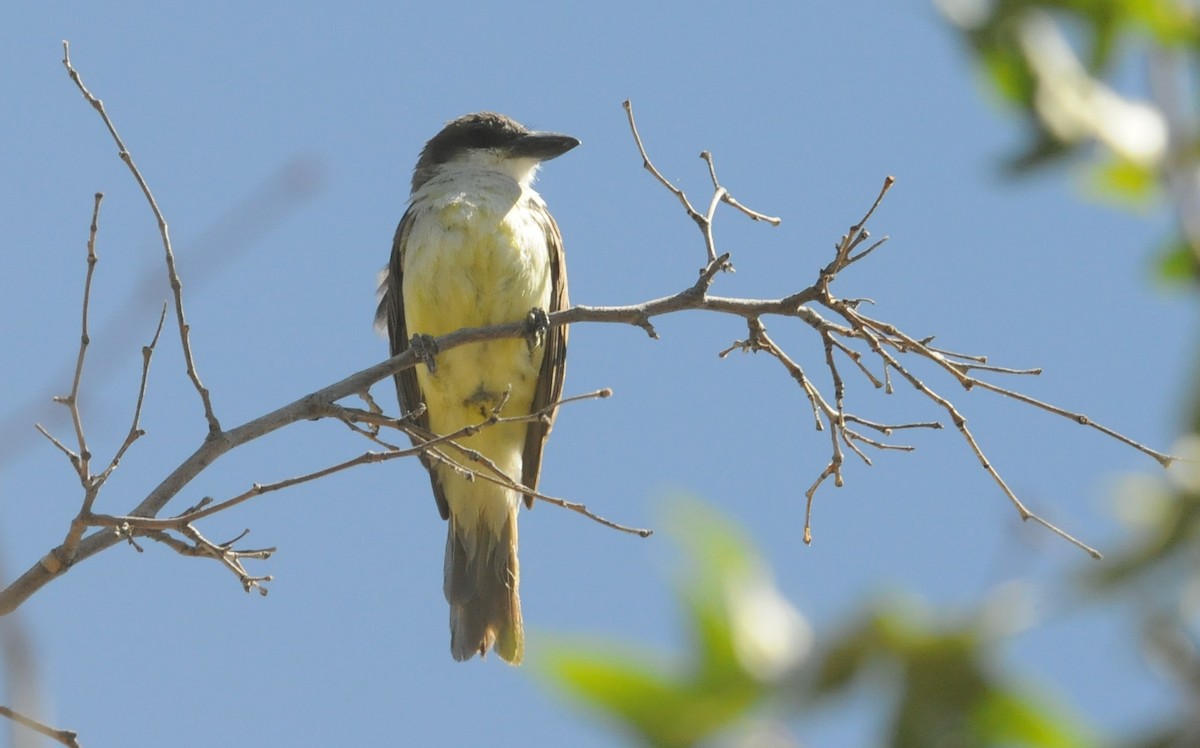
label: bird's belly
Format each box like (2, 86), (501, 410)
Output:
(402, 202), (551, 439)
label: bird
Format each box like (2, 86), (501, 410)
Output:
(376, 112), (578, 664)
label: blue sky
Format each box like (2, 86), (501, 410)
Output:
(1, 2), (1195, 746)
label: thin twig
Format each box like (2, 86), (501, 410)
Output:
(854, 309), (1174, 468)
(623, 100), (704, 225)
(968, 378), (1173, 466)
(49, 191), (105, 484)
(420, 440), (653, 538)
(398, 390), (652, 537)
(57, 292), (169, 565)
(34, 424), (79, 467)
(624, 99), (779, 270)
(849, 312), (1103, 558)
(89, 389), (637, 538)
(141, 526), (275, 595)
(701, 150), (782, 225)
(96, 303), (167, 485)
(62, 41), (220, 434)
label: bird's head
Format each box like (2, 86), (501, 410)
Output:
(411, 112), (580, 193)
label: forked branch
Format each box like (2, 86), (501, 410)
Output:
(619, 100), (1171, 557)
(62, 40), (218, 435)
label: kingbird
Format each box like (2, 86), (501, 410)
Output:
(376, 112), (578, 664)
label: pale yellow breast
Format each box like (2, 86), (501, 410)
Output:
(401, 194), (552, 459)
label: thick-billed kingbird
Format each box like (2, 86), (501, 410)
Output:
(376, 112), (577, 664)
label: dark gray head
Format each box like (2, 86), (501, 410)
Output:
(410, 112), (580, 193)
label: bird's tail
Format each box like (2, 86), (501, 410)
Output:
(444, 503), (524, 664)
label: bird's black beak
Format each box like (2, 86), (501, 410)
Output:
(507, 131), (580, 162)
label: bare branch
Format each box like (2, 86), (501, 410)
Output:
(55, 284), (169, 566)
(63, 192), (104, 481)
(40, 191), (106, 486)
(623, 99), (779, 270)
(141, 527), (274, 595)
(419, 437), (652, 538)
(616, 112), (1163, 556)
(78, 388), (636, 595)
(962, 377), (1173, 467)
(61, 40), (219, 434)
(34, 424), (79, 468)
(852, 308), (1173, 468)
(0, 706), (80, 748)
(623, 100), (705, 227)
(96, 303), (168, 485)
(375, 387), (650, 537)
(700, 150), (782, 225)
(862, 327), (1102, 558)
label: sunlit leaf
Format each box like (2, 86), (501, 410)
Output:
(1084, 157), (1159, 206)
(974, 689), (1098, 747)
(1120, 0), (1200, 46)
(541, 649), (708, 748)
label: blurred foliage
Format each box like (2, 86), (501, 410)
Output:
(1077, 437), (1200, 748)
(939, 0), (1197, 166)
(542, 499), (1095, 747)
(937, 0), (1200, 283)
(1085, 156), (1159, 206)
(932, 2), (1200, 743)
(1084, 437), (1200, 592)
(541, 500), (801, 747)
(804, 600), (1095, 748)
(1155, 236), (1200, 288)
(541, 4), (1200, 746)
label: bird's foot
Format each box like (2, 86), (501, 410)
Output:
(410, 333), (439, 374)
(524, 307), (549, 352)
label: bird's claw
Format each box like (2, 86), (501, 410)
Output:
(524, 307), (549, 352)
(410, 333), (439, 374)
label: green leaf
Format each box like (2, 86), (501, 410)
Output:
(802, 598), (1099, 747)
(1005, 132), (1077, 174)
(541, 639), (764, 748)
(1155, 236), (1200, 286)
(1084, 157), (1159, 206)
(806, 621), (876, 696)
(980, 43), (1037, 106)
(540, 649), (708, 748)
(1120, 0), (1200, 47)
(974, 689), (1098, 747)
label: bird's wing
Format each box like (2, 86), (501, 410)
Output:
(377, 208), (451, 520)
(520, 210), (569, 509)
